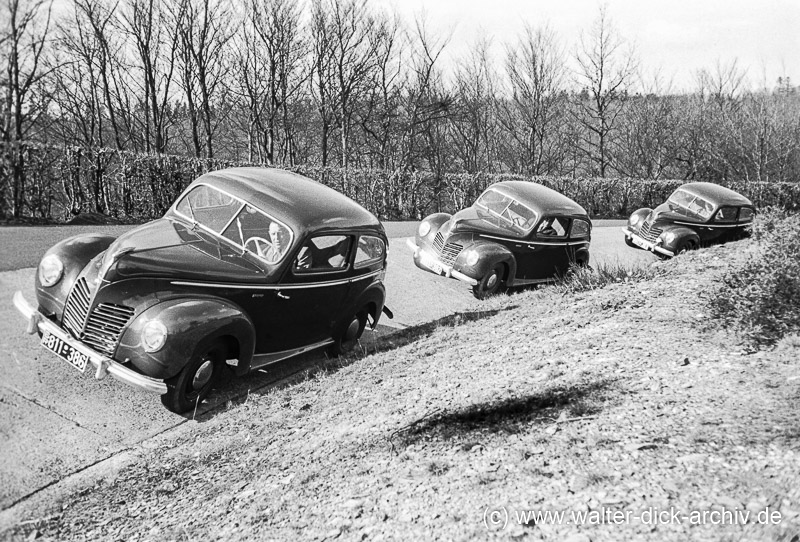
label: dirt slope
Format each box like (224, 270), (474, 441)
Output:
(3, 241), (799, 542)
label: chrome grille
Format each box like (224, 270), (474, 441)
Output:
(63, 278), (90, 338)
(432, 232), (445, 252)
(83, 303), (135, 355)
(639, 221), (663, 243)
(62, 277), (134, 356)
(439, 242), (463, 266)
(431, 232), (463, 266)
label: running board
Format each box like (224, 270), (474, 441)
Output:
(249, 339), (335, 370)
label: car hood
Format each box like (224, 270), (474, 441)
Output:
(106, 218), (266, 281)
(446, 207), (525, 238)
(647, 202), (704, 226)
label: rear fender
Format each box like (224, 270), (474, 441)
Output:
(117, 297), (256, 379)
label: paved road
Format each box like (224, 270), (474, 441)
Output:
(0, 220), (655, 516)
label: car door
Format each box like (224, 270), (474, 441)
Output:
(261, 234), (355, 351)
(523, 216), (572, 280)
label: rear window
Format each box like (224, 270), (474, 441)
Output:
(570, 219), (591, 238)
(354, 235), (385, 268)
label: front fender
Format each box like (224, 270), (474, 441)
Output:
(660, 226), (700, 253)
(628, 208), (652, 229)
(416, 213), (451, 245)
(36, 234), (117, 317)
(117, 297), (256, 380)
(454, 241), (516, 281)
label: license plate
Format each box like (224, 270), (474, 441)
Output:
(631, 235), (650, 250)
(419, 251), (444, 274)
(41, 331), (89, 373)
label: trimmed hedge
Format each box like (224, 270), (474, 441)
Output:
(2, 142), (799, 222)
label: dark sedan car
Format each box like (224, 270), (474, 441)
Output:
(622, 182), (755, 258)
(408, 181), (591, 299)
(14, 168), (390, 413)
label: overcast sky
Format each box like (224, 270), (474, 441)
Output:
(372, 0), (800, 92)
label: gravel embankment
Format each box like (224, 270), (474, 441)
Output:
(3, 241), (798, 542)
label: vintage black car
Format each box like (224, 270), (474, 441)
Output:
(408, 181), (591, 299)
(622, 182), (755, 258)
(14, 168), (390, 413)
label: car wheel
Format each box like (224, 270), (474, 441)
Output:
(329, 309), (368, 356)
(676, 239), (698, 255)
(161, 342), (225, 414)
(472, 263), (505, 300)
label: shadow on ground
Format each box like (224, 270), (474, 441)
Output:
(390, 379), (615, 449)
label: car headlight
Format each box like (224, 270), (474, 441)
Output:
(142, 320), (168, 352)
(418, 221), (432, 237)
(38, 254), (64, 287)
(661, 231), (676, 244)
(629, 214), (642, 227)
(463, 249), (479, 266)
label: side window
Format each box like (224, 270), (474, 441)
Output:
(294, 235), (351, 272)
(570, 219), (591, 238)
(536, 217), (569, 238)
(714, 206), (737, 223)
(739, 207), (755, 222)
(354, 235), (385, 268)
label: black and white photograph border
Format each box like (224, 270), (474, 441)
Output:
(1, 0), (799, 540)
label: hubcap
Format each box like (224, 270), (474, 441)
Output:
(192, 359), (213, 390)
(344, 317), (361, 341)
(486, 272), (498, 289)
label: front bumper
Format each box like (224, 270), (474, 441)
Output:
(13, 291), (167, 394)
(406, 239), (478, 286)
(621, 227), (675, 257)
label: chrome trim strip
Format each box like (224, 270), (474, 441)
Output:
(170, 270), (382, 290)
(478, 234), (589, 246)
(13, 291), (167, 394)
(673, 221), (749, 229)
(250, 339), (335, 369)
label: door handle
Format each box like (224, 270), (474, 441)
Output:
(277, 291), (290, 300)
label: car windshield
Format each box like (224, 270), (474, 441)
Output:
(175, 184), (293, 264)
(667, 189), (715, 220)
(474, 188), (538, 233)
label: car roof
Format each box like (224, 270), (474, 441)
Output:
(679, 182), (753, 207)
(184, 167), (381, 235)
(488, 181), (588, 217)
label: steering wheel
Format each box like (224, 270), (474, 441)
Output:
(244, 236), (277, 261)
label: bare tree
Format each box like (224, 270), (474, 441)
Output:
(174, 0), (232, 158)
(358, 9), (402, 169)
(235, 0), (305, 164)
(400, 13), (451, 172)
(573, 4), (637, 177)
(501, 24), (566, 174)
(449, 36), (498, 173)
(0, 0), (52, 218)
(118, 0), (180, 153)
